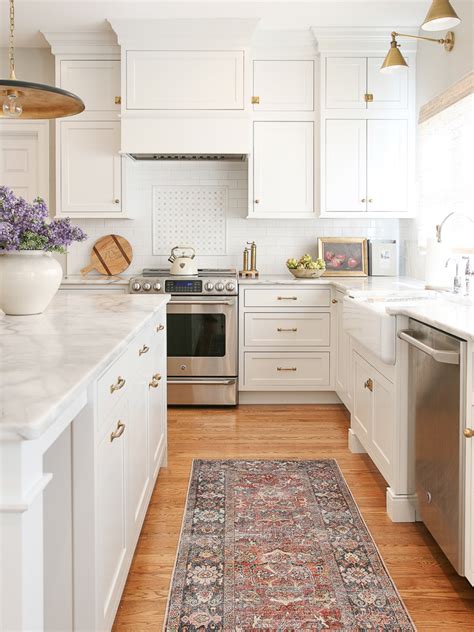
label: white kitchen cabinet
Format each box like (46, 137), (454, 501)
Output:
(324, 119), (409, 215)
(244, 351), (330, 390)
(367, 119), (408, 213)
(351, 350), (394, 483)
(325, 57), (409, 110)
(60, 60), (121, 113)
(97, 399), (128, 629)
(325, 58), (367, 109)
(244, 312), (330, 348)
(149, 320), (167, 479)
(325, 119), (366, 214)
(251, 121), (314, 218)
(126, 50), (244, 110)
(59, 121), (122, 216)
(253, 60), (314, 111)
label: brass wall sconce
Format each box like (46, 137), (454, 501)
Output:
(381, 0), (461, 73)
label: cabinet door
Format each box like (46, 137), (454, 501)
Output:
(466, 411), (474, 585)
(253, 121), (313, 217)
(351, 352), (372, 447)
(335, 292), (352, 409)
(367, 120), (408, 213)
(367, 58), (408, 110)
(325, 58), (366, 109)
(97, 401), (128, 627)
(128, 380), (150, 538)
(325, 120), (366, 213)
(253, 60), (313, 111)
(60, 60), (120, 112)
(126, 50), (244, 110)
(149, 316), (167, 478)
(0, 132), (38, 202)
(60, 121), (122, 215)
(371, 371), (395, 482)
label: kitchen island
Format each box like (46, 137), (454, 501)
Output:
(0, 293), (169, 632)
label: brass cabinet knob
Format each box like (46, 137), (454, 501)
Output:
(332, 298), (338, 304)
(364, 378), (374, 392)
(115, 96), (122, 105)
(139, 344), (149, 356)
(464, 428), (474, 438)
(110, 420), (125, 442)
(156, 324), (165, 332)
(110, 376), (126, 393)
(251, 96), (260, 104)
(361, 198), (366, 203)
(114, 199), (120, 204)
(368, 198), (373, 203)
(254, 199), (260, 204)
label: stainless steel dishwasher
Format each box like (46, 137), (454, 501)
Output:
(399, 319), (465, 575)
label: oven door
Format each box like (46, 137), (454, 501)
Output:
(167, 296), (237, 377)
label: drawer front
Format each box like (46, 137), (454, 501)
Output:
(243, 287), (330, 308)
(243, 352), (330, 390)
(244, 312), (330, 347)
(97, 347), (133, 424)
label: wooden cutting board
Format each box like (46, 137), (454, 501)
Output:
(80, 234), (133, 277)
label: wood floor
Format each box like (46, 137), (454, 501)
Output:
(113, 404), (474, 631)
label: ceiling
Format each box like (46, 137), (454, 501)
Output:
(0, 0), (436, 47)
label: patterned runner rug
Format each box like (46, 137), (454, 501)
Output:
(164, 460), (415, 631)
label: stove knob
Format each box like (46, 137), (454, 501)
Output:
(204, 282), (214, 291)
(215, 282), (224, 292)
(143, 282), (151, 292)
(132, 282), (141, 292)
(226, 282), (236, 292)
(153, 282), (161, 292)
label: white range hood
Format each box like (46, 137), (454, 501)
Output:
(110, 18), (258, 159)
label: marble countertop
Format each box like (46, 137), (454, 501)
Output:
(238, 274), (425, 294)
(61, 275), (130, 286)
(0, 293), (170, 440)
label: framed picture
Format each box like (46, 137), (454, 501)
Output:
(317, 237), (368, 276)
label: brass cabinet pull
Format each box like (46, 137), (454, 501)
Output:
(156, 324), (165, 332)
(464, 428), (474, 438)
(364, 378), (374, 392)
(139, 344), (150, 356)
(277, 327), (297, 332)
(364, 93), (374, 102)
(115, 96), (122, 105)
(251, 96), (260, 104)
(110, 376), (126, 393)
(149, 373), (162, 388)
(277, 296), (297, 301)
(110, 420), (125, 442)
(277, 367), (297, 372)
(332, 298), (338, 304)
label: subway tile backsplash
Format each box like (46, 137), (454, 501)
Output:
(66, 160), (400, 276)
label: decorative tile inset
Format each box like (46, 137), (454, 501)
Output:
(152, 185), (227, 255)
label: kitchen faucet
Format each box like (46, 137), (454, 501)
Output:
(445, 257), (462, 294)
(436, 211), (474, 243)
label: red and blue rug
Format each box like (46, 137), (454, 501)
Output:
(165, 459), (415, 631)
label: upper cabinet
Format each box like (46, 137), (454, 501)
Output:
(60, 60), (121, 112)
(126, 50), (244, 110)
(253, 60), (314, 111)
(251, 121), (314, 219)
(325, 57), (409, 110)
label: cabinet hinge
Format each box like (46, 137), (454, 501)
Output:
(251, 96), (260, 104)
(364, 93), (374, 103)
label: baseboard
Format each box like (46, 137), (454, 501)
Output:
(386, 487), (418, 522)
(348, 428), (366, 454)
(238, 391), (342, 405)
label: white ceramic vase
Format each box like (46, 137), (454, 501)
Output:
(0, 251), (63, 315)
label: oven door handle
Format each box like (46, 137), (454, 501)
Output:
(169, 300), (235, 306)
(168, 379), (236, 385)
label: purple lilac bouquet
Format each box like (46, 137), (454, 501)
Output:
(0, 186), (87, 253)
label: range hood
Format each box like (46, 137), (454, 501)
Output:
(128, 153), (247, 162)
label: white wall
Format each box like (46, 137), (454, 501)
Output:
(66, 160), (400, 276)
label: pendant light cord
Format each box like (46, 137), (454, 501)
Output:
(9, 0), (16, 80)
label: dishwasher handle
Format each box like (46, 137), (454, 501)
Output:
(398, 329), (459, 365)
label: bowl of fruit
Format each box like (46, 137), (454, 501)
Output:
(286, 254), (326, 278)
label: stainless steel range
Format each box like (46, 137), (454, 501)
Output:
(130, 269), (238, 405)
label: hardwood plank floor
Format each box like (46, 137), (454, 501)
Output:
(113, 404), (474, 631)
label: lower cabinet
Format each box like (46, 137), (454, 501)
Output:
(351, 350), (395, 482)
(335, 290), (352, 409)
(73, 307), (167, 632)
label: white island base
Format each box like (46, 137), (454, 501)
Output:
(0, 294), (169, 632)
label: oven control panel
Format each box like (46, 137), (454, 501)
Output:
(129, 276), (238, 295)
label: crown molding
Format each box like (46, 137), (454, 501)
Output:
(42, 30), (120, 56)
(312, 26), (420, 54)
(251, 29), (317, 57)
